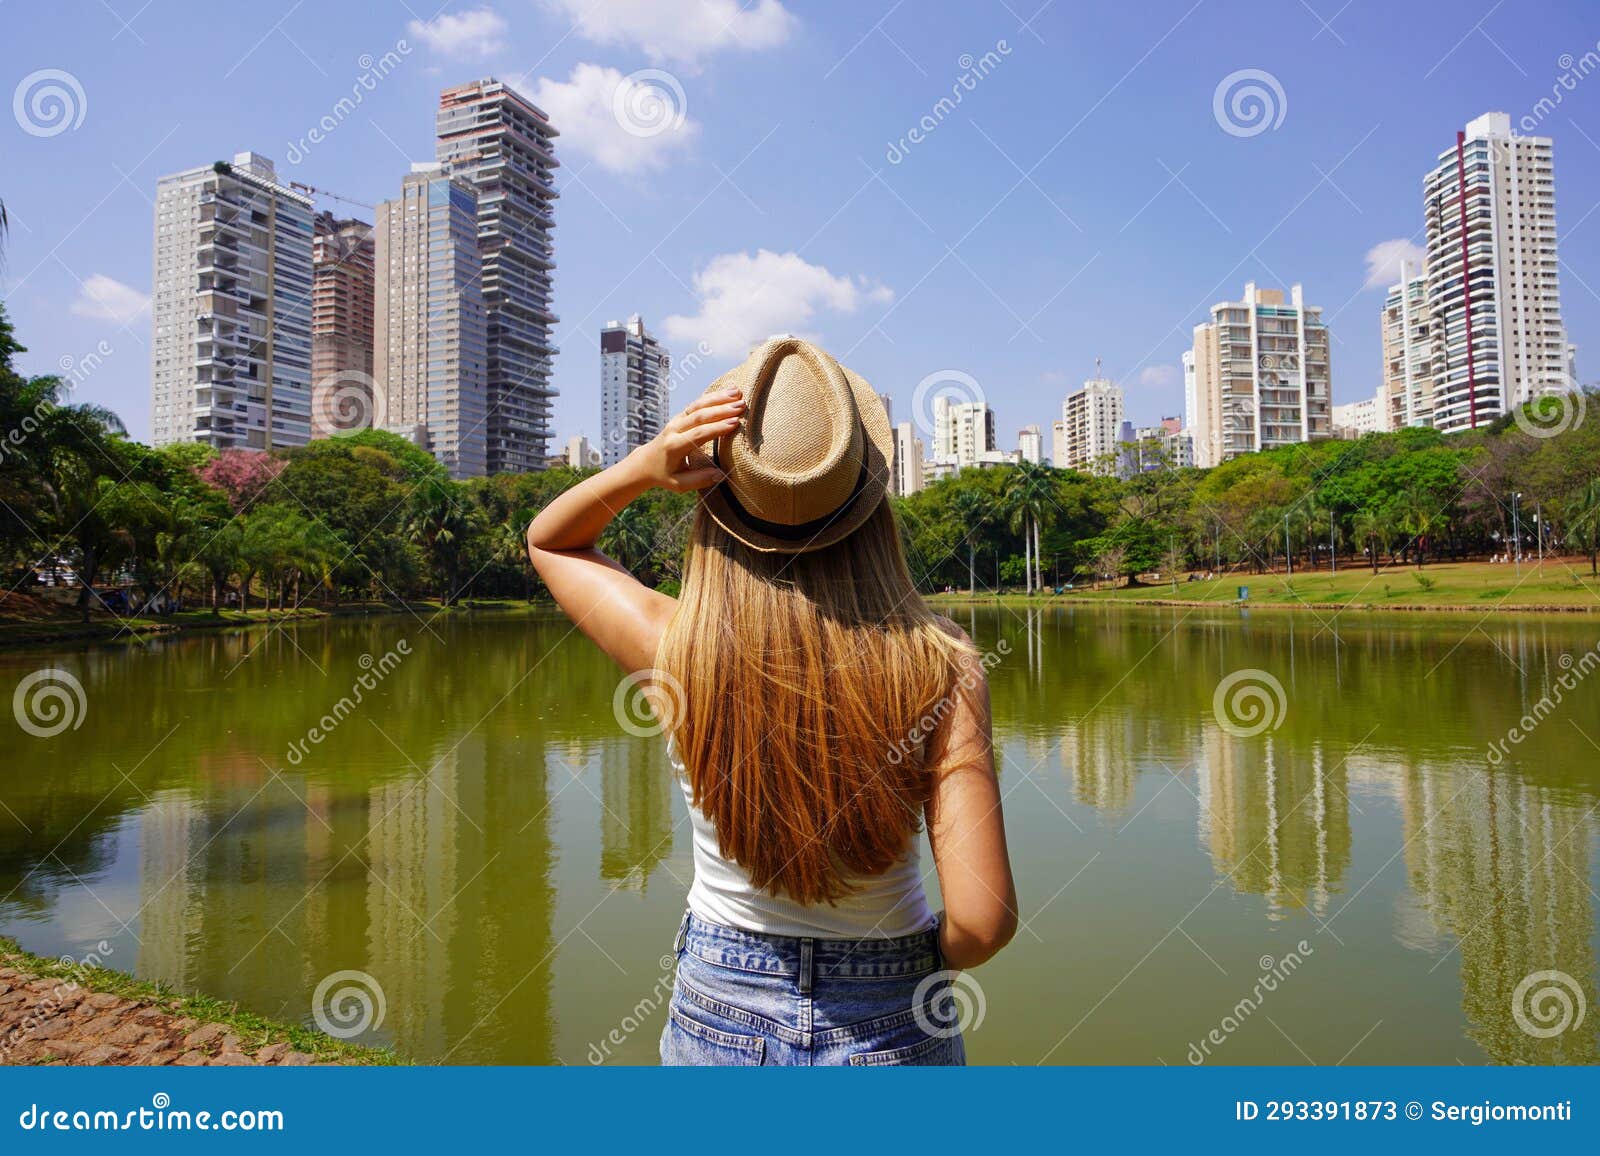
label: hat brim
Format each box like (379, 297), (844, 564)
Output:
(701, 366), (893, 555)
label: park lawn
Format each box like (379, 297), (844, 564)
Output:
(930, 559), (1600, 611)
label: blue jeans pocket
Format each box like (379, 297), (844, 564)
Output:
(660, 1001), (767, 1066)
(848, 1026), (966, 1066)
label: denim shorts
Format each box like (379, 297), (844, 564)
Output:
(660, 911), (967, 1066)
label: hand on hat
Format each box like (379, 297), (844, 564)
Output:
(625, 387), (745, 493)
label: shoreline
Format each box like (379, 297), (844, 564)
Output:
(0, 937), (395, 1067)
(928, 593), (1600, 615)
(0, 598), (551, 652)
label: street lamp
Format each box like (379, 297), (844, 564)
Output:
(1512, 491), (1522, 574)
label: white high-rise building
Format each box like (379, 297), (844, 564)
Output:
(1421, 112), (1570, 434)
(1017, 424), (1043, 464)
(373, 165), (489, 479)
(150, 152), (314, 450)
(1381, 262), (1434, 430)
(563, 434), (600, 469)
(600, 315), (670, 466)
(1188, 283), (1331, 467)
(892, 422), (924, 496)
(1331, 396), (1383, 438)
(1182, 350), (1197, 434)
(931, 396), (995, 468)
(1055, 377), (1124, 475)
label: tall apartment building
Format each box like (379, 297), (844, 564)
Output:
(373, 166), (489, 479)
(893, 422), (924, 496)
(1182, 350), (1197, 434)
(309, 212), (375, 438)
(932, 396), (996, 468)
(1188, 283), (1331, 468)
(1380, 262), (1434, 431)
(600, 315), (670, 467)
(1054, 377), (1124, 475)
(1130, 418), (1193, 472)
(1331, 395), (1383, 438)
(562, 434), (600, 469)
(1421, 112), (1569, 434)
(1017, 424), (1044, 464)
(436, 78), (561, 473)
(150, 152), (314, 450)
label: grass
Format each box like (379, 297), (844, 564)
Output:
(0, 936), (399, 1065)
(928, 559), (1600, 613)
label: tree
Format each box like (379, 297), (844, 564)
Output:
(1350, 508), (1388, 574)
(1566, 477), (1600, 576)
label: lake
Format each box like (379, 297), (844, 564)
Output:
(2, 605), (1597, 1064)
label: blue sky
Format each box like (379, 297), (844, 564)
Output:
(6, 0), (1600, 452)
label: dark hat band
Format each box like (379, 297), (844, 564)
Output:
(710, 438), (871, 544)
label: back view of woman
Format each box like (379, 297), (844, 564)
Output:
(528, 337), (1017, 1065)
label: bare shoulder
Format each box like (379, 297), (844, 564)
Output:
(930, 614), (972, 645)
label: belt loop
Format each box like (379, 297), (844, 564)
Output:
(673, 909), (690, 955)
(798, 937), (814, 995)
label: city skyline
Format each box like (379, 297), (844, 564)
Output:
(8, 2), (1600, 466)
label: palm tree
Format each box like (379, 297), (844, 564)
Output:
(496, 508), (536, 601)
(951, 488), (991, 595)
(406, 475), (475, 606)
(1351, 508), (1387, 575)
(1395, 489), (1437, 568)
(1004, 465), (1050, 594)
(1565, 478), (1600, 576)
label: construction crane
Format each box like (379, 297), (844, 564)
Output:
(287, 180), (374, 211)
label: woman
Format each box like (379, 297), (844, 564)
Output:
(528, 337), (1017, 1065)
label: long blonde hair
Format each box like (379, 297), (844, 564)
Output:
(656, 498), (974, 905)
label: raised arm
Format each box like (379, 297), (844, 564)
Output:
(526, 387), (744, 673)
(925, 630), (1018, 970)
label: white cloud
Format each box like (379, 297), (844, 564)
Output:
(1138, 365), (1179, 387)
(530, 64), (699, 173)
(1363, 238), (1426, 289)
(407, 8), (508, 57)
(544, 0), (795, 69)
(662, 250), (892, 359)
(70, 274), (149, 326)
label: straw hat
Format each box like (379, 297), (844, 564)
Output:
(700, 337), (892, 554)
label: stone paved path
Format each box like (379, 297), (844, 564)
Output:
(0, 962), (340, 1067)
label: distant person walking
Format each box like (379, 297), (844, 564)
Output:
(528, 337), (1017, 1066)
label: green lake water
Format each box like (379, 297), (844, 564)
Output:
(2, 605), (1597, 1064)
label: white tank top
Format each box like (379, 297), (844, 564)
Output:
(668, 739), (935, 938)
